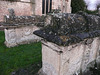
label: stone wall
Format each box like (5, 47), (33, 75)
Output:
(32, 0), (72, 15)
(52, 0), (71, 13)
(41, 37), (100, 75)
(0, 0), (72, 22)
(0, 1), (32, 22)
(4, 25), (41, 47)
(34, 0), (42, 15)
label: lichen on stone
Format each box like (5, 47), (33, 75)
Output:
(34, 12), (100, 46)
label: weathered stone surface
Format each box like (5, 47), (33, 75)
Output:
(5, 25), (41, 47)
(3, 15), (45, 26)
(8, 8), (15, 17)
(34, 12), (100, 46)
(52, 0), (71, 13)
(21, 0), (31, 2)
(41, 37), (100, 75)
(82, 56), (100, 75)
(0, 1), (32, 22)
(2, 9), (45, 47)
(79, 12), (100, 31)
(96, 56), (100, 69)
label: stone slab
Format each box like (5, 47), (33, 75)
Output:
(4, 25), (41, 47)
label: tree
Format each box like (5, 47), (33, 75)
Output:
(71, 0), (86, 13)
(96, 1), (100, 12)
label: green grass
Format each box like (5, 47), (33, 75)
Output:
(0, 31), (42, 75)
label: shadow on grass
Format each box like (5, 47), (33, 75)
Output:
(12, 61), (42, 75)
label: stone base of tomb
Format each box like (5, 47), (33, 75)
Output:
(4, 25), (41, 47)
(37, 69), (47, 75)
(40, 37), (100, 75)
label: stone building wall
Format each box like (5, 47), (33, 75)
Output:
(0, 0), (72, 22)
(52, 0), (71, 13)
(0, 0), (32, 22)
(34, 0), (42, 15)
(31, 0), (72, 15)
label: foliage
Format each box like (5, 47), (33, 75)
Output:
(0, 31), (42, 75)
(84, 10), (98, 14)
(71, 0), (86, 13)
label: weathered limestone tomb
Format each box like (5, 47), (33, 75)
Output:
(3, 9), (44, 47)
(34, 12), (100, 75)
(1, 0), (72, 47)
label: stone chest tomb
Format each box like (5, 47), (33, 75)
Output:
(34, 12), (100, 75)
(2, 9), (45, 47)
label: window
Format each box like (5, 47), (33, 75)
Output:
(42, 0), (52, 14)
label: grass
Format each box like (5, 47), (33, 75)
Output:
(0, 31), (42, 75)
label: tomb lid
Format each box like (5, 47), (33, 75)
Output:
(34, 12), (100, 46)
